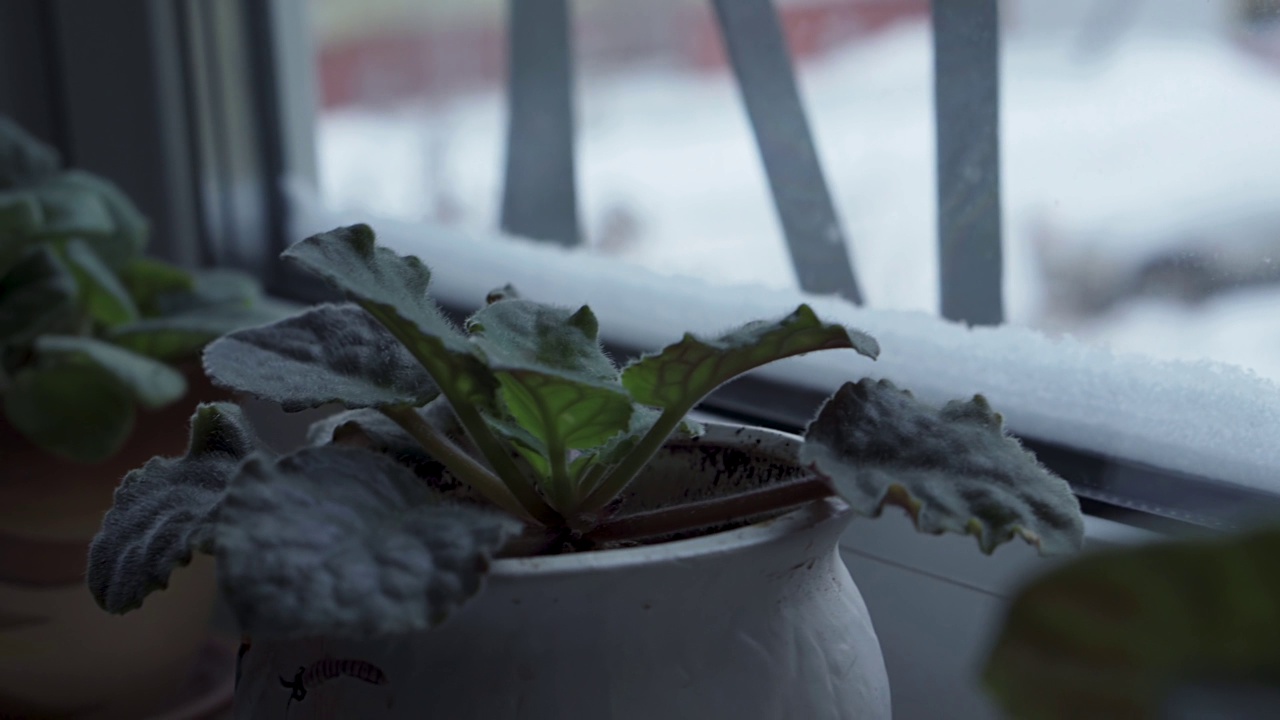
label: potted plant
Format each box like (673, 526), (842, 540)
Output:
(88, 223), (1086, 719)
(984, 520), (1280, 719)
(0, 115), (290, 718)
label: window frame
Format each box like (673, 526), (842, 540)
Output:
(11, 0), (1273, 535)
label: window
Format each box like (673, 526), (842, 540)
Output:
(289, 0), (1280, 530)
(11, 0), (1279, 529)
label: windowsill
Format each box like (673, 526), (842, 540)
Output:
(284, 184), (1280, 514)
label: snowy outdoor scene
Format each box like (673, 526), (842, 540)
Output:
(312, 0), (1280, 382)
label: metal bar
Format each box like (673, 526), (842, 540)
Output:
(500, 0), (580, 247)
(711, 0), (863, 304)
(933, 0), (1004, 325)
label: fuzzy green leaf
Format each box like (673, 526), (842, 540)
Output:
(622, 304), (879, 414)
(203, 303), (439, 412)
(984, 526), (1280, 719)
(469, 298), (632, 452)
(61, 237), (139, 327)
(118, 257), (195, 316)
(306, 401), (490, 499)
(467, 299), (618, 382)
(3, 355), (136, 462)
(0, 246), (77, 346)
(215, 445), (522, 639)
(88, 403), (260, 612)
(32, 335), (187, 409)
(572, 406), (704, 488)
(108, 300), (297, 362)
(283, 224), (495, 409)
(802, 378), (1083, 556)
(307, 402), (501, 505)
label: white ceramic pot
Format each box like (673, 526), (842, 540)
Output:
(234, 425), (891, 720)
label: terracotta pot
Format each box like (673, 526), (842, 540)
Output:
(234, 425), (892, 720)
(0, 366), (223, 719)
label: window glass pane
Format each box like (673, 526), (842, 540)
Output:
(310, 0), (1280, 383)
(1001, 0), (1280, 378)
(311, 0), (785, 289)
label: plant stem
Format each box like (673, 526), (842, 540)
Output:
(577, 407), (688, 515)
(585, 477), (836, 545)
(379, 406), (542, 525)
(446, 401), (562, 527)
(547, 435), (573, 514)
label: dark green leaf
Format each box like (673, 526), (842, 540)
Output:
(306, 401), (495, 504)
(3, 355), (136, 463)
(282, 224), (496, 409)
(32, 335), (186, 409)
(117, 257), (194, 316)
(215, 445), (522, 639)
(55, 171), (148, 263)
(984, 526), (1280, 719)
(802, 378), (1083, 556)
(622, 304), (879, 414)
(0, 193), (41, 277)
(29, 178), (115, 240)
(203, 303), (439, 412)
(61, 238), (139, 327)
(0, 246), (78, 347)
(108, 300), (298, 362)
(151, 268), (261, 316)
(87, 403), (260, 612)
(0, 116), (61, 189)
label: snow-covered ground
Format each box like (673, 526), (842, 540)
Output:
(316, 7), (1280, 381)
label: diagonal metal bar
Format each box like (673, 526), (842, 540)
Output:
(933, 0), (1004, 325)
(711, 0), (863, 304)
(500, 0), (581, 247)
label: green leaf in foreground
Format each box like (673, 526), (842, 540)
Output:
(282, 226), (559, 522)
(578, 305), (877, 514)
(88, 403), (259, 613)
(469, 299), (633, 499)
(622, 304), (879, 412)
(802, 378), (1084, 556)
(203, 303), (439, 412)
(282, 224), (494, 409)
(215, 445), (522, 639)
(306, 402), (507, 506)
(983, 527), (1280, 719)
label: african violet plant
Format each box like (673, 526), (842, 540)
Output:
(88, 223), (1085, 640)
(0, 116), (289, 463)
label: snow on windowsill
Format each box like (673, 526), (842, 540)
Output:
(290, 186), (1280, 496)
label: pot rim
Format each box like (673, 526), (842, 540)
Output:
(489, 423), (850, 579)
